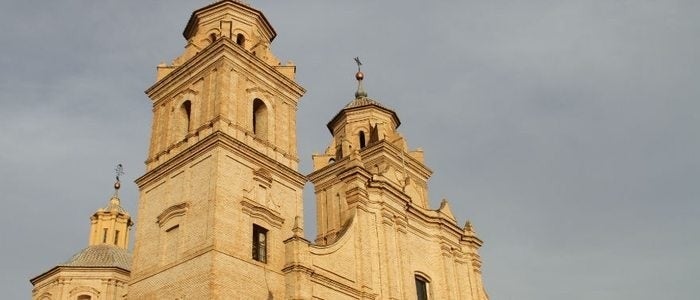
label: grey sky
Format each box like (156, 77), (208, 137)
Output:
(1, 1), (698, 299)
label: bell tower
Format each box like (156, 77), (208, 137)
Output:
(129, 1), (305, 299)
(303, 67), (489, 299)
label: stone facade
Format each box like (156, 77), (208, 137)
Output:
(30, 1), (488, 299)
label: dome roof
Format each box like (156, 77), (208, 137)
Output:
(326, 96), (401, 133)
(343, 96), (390, 110)
(61, 244), (132, 270)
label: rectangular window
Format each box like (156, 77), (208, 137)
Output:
(102, 228), (108, 243)
(114, 230), (120, 245)
(252, 224), (268, 263)
(415, 275), (428, 300)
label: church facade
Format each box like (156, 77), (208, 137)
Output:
(31, 1), (488, 299)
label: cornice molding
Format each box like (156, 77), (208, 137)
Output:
(146, 38), (304, 103)
(136, 130), (306, 189)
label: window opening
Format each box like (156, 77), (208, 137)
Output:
(114, 230), (120, 245)
(236, 33), (245, 47)
(359, 131), (366, 148)
(181, 100), (192, 134)
(209, 33), (217, 43)
(415, 275), (429, 300)
(252, 224), (268, 263)
(252, 99), (268, 140)
(102, 228), (108, 243)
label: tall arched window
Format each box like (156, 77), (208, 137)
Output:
(359, 131), (366, 148)
(252, 99), (268, 140)
(181, 100), (192, 135)
(415, 274), (429, 300)
(236, 33), (246, 48)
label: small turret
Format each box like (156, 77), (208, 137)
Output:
(88, 165), (133, 249)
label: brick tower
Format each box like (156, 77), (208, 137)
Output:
(128, 1), (305, 298)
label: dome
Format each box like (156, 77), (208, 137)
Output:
(326, 96), (401, 133)
(343, 96), (390, 110)
(61, 244), (132, 270)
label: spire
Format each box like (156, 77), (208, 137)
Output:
(354, 57), (367, 99)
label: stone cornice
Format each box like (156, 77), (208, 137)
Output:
(145, 38), (304, 104)
(361, 140), (433, 180)
(30, 265), (130, 287)
(307, 140), (432, 189)
(307, 155), (350, 187)
(136, 131), (306, 189)
(281, 264), (377, 299)
(240, 199), (285, 229)
(406, 202), (463, 234)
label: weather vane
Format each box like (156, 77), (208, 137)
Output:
(354, 57), (362, 72)
(112, 163), (124, 194)
(115, 164), (124, 183)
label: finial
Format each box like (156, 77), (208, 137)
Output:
(354, 57), (367, 98)
(292, 216), (304, 237)
(464, 220), (474, 232)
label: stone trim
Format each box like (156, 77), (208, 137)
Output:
(156, 202), (190, 227)
(241, 199), (284, 229)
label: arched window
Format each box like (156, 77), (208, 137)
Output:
(236, 33), (245, 47)
(359, 131), (366, 148)
(252, 99), (268, 140)
(181, 100), (192, 135)
(415, 274), (429, 300)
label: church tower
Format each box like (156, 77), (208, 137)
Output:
(129, 1), (305, 299)
(30, 177), (133, 300)
(283, 68), (489, 299)
(30, 2), (490, 299)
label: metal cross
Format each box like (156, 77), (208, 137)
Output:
(354, 57), (362, 71)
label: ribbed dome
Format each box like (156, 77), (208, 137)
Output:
(326, 96), (401, 133)
(61, 244), (132, 270)
(344, 96), (390, 110)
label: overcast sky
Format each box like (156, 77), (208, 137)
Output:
(1, 1), (698, 299)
